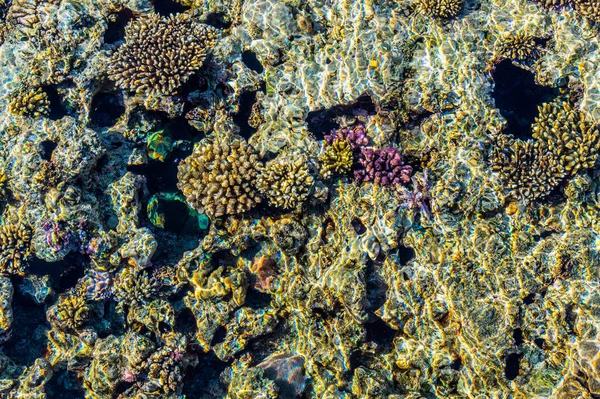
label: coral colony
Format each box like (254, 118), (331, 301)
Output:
(1, 0), (600, 397)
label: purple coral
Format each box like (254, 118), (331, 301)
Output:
(324, 125), (369, 150)
(354, 147), (413, 186)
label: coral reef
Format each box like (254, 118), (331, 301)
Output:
(111, 267), (159, 304)
(8, 87), (50, 118)
(496, 33), (540, 61)
(0, 168), (9, 202)
(256, 154), (314, 210)
(415, 0), (464, 18)
(55, 295), (89, 330)
(177, 136), (263, 218)
(355, 147), (413, 186)
(491, 96), (600, 201)
(108, 13), (219, 96)
(319, 139), (354, 179)
(0, 220), (32, 276)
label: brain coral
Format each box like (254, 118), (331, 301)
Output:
(108, 13), (218, 96)
(256, 155), (314, 210)
(177, 136), (263, 218)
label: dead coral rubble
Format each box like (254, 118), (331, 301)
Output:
(108, 13), (218, 96)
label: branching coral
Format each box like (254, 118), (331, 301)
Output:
(55, 295), (89, 330)
(354, 147), (413, 186)
(112, 267), (159, 304)
(107, 13), (218, 96)
(0, 221), (32, 276)
(496, 33), (539, 61)
(0, 168), (9, 201)
(490, 96), (600, 202)
(319, 139), (354, 179)
(574, 0), (600, 23)
(8, 87), (50, 118)
(256, 155), (314, 210)
(415, 0), (464, 18)
(324, 125), (369, 150)
(177, 136), (263, 218)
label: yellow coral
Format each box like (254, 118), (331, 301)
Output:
(108, 13), (218, 96)
(177, 136), (263, 218)
(56, 295), (89, 330)
(496, 33), (539, 61)
(0, 222), (32, 276)
(9, 87), (50, 118)
(319, 139), (353, 179)
(415, 0), (463, 18)
(256, 155), (314, 210)
(0, 168), (9, 201)
(112, 267), (158, 304)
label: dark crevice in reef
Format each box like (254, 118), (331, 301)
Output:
(513, 328), (523, 346)
(534, 338), (545, 349)
(242, 50), (264, 74)
(39, 140), (57, 161)
(104, 8), (134, 44)
(88, 91), (125, 128)
(305, 93), (377, 140)
(233, 90), (259, 140)
(398, 245), (415, 265)
(504, 353), (523, 381)
(365, 316), (396, 351)
(28, 254), (87, 294)
(491, 59), (560, 140)
(245, 289), (272, 310)
(2, 290), (49, 366)
(182, 352), (229, 398)
(46, 370), (86, 399)
(42, 85), (68, 121)
(204, 13), (232, 30)
(151, 0), (189, 16)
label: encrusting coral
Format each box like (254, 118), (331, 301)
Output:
(55, 295), (89, 330)
(415, 0), (464, 18)
(0, 221), (32, 276)
(107, 13), (218, 96)
(490, 96), (600, 201)
(111, 267), (159, 304)
(256, 155), (314, 210)
(177, 136), (263, 218)
(8, 87), (50, 118)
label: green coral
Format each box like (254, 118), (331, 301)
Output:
(319, 139), (354, 179)
(256, 155), (314, 210)
(177, 136), (263, 218)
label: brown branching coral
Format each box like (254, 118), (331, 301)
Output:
(574, 0), (600, 23)
(490, 134), (566, 201)
(9, 87), (50, 118)
(490, 96), (600, 202)
(55, 295), (89, 330)
(532, 98), (600, 174)
(177, 136), (263, 218)
(112, 267), (159, 304)
(0, 168), (9, 202)
(496, 33), (539, 61)
(0, 221), (32, 276)
(256, 155), (314, 210)
(319, 139), (353, 179)
(107, 13), (218, 96)
(415, 0), (463, 18)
